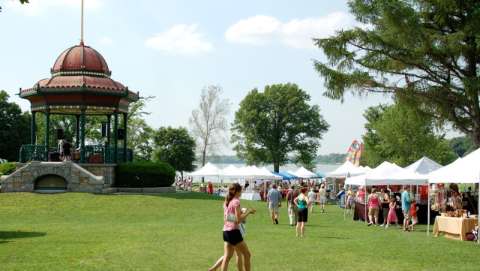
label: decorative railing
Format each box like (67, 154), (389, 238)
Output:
(19, 144), (133, 164)
(19, 145), (48, 163)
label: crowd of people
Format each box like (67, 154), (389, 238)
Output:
(204, 179), (480, 270)
(208, 181), (330, 271)
(174, 176), (193, 191)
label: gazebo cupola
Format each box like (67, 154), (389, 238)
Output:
(19, 41), (139, 164)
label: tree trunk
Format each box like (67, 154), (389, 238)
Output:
(472, 126), (480, 148)
(274, 162), (279, 173)
(201, 148), (207, 183)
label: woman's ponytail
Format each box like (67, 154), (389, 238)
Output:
(225, 183), (242, 207)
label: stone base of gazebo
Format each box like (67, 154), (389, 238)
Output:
(0, 161), (115, 193)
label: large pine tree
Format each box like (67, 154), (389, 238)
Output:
(315, 0), (480, 146)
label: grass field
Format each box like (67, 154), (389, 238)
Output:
(0, 192), (479, 271)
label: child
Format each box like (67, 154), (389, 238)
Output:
(409, 199), (419, 231)
(208, 208), (250, 271)
(385, 198), (398, 229)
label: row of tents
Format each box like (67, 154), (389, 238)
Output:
(187, 163), (324, 182)
(187, 147), (480, 187)
(334, 148), (480, 238)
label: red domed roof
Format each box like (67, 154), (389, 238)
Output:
(51, 42), (111, 76)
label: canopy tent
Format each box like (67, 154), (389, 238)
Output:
(258, 167), (282, 180)
(221, 165), (245, 179)
(188, 162), (221, 178)
(427, 148), (480, 240)
(316, 171), (326, 178)
(293, 167), (318, 179)
(406, 157), (442, 175)
(429, 149), (480, 183)
(274, 171), (297, 180)
(345, 161), (406, 186)
(327, 161), (366, 178)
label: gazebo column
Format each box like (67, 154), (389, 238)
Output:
(113, 111), (118, 163)
(80, 109), (86, 163)
(106, 115), (111, 163)
(44, 110), (50, 160)
(31, 111), (36, 145)
(75, 115), (80, 149)
(123, 113), (128, 162)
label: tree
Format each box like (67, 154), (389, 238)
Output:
(127, 97), (155, 161)
(449, 136), (475, 158)
(361, 101), (456, 167)
(153, 127), (196, 178)
(314, 0), (480, 147)
(189, 85), (230, 166)
(1, 0), (29, 12)
(231, 83), (329, 172)
(0, 90), (31, 161)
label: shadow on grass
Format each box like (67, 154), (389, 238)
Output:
(316, 235), (350, 240)
(147, 192), (225, 201)
(0, 231), (46, 243)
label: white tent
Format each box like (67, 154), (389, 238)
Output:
(221, 165), (245, 179)
(406, 157), (442, 175)
(327, 161), (365, 178)
(293, 167), (318, 179)
(429, 149), (480, 184)
(427, 148), (480, 239)
(259, 167), (281, 179)
(344, 162), (403, 185)
(243, 166), (281, 179)
(188, 163), (222, 182)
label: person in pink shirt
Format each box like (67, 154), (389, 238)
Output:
(217, 183), (256, 271)
(367, 188), (380, 226)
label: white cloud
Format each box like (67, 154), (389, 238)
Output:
(5, 0), (103, 16)
(145, 24), (213, 55)
(225, 12), (357, 49)
(98, 36), (113, 46)
(225, 15), (281, 45)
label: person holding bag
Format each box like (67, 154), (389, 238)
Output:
(217, 183), (255, 271)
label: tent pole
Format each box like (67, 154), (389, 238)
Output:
(427, 184), (430, 236)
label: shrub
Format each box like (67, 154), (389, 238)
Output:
(0, 162), (17, 175)
(115, 161), (175, 187)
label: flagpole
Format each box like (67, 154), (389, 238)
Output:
(80, 0), (84, 43)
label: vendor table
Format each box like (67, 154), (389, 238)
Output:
(433, 216), (478, 241)
(241, 192), (261, 201)
(219, 191), (261, 201)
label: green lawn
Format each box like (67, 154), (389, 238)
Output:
(0, 192), (478, 271)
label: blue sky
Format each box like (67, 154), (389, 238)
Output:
(0, 0), (391, 154)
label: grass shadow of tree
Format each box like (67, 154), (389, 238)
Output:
(148, 192), (225, 201)
(0, 231), (46, 243)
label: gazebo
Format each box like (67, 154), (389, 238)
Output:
(19, 41), (139, 164)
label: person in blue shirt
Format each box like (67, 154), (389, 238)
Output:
(267, 184), (282, 224)
(401, 186), (411, 231)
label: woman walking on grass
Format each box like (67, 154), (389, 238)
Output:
(367, 188), (380, 226)
(318, 183), (327, 213)
(217, 183), (255, 271)
(294, 187), (309, 237)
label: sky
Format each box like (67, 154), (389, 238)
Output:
(0, 0), (392, 155)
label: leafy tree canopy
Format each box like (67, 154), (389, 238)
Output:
(361, 101), (456, 167)
(315, 0), (480, 147)
(449, 136), (475, 157)
(231, 83), (329, 172)
(153, 127), (196, 176)
(1, 0), (28, 12)
(0, 90), (30, 161)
